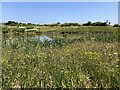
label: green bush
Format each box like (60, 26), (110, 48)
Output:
(61, 23), (81, 26)
(2, 26), (10, 34)
(113, 24), (120, 27)
(12, 28), (25, 33)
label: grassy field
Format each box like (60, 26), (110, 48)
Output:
(2, 26), (120, 88)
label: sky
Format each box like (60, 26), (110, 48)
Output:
(2, 2), (118, 24)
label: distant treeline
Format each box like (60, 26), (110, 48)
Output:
(4, 21), (120, 27)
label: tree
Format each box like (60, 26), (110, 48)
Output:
(92, 22), (107, 26)
(83, 21), (92, 26)
(61, 22), (80, 26)
(56, 22), (61, 25)
(113, 24), (120, 27)
(4, 21), (18, 26)
(108, 22), (111, 25)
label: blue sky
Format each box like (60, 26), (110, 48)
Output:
(2, 2), (118, 24)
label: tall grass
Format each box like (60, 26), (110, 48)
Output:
(2, 27), (119, 88)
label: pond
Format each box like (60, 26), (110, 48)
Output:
(2, 34), (54, 46)
(36, 35), (53, 42)
(3, 31), (116, 47)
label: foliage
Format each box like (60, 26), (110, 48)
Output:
(113, 24), (120, 27)
(83, 21), (92, 26)
(2, 26), (10, 34)
(61, 22), (81, 26)
(4, 21), (114, 27)
(2, 27), (119, 88)
(4, 21), (19, 26)
(92, 22), (107, 26)
(12, 28), (25, 33)
(83, 21), (107, 26)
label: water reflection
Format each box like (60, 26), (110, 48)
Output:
(36, 36), (53, 42)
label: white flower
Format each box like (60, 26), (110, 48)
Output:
(113, 53), (118, 55)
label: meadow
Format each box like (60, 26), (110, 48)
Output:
(2, 26), (120, 88)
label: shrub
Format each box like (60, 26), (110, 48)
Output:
(4, 21), (18, 26)
(2, 26), (10, 34)
(12, 28), (25, 33)
(113, 24), (120, 27)
(61, 23), (81, 27)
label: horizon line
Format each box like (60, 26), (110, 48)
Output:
(2, 20), (118, 25)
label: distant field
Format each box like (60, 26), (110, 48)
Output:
(2, 26), (119, 88)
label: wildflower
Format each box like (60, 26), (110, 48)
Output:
(88, 52), (93, 55)
(108, 54), (112, 56)
(91, 37), (95, 40)
(12, 79), (21, 88)
(113, 52), (118, 55)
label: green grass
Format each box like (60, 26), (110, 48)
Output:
(2, 26), (119, 88)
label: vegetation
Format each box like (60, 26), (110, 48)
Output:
(61, 22), (81, 27)
(12, 28), (25, 33)
(4, 21), (19, 26)
(4, 20), (114, 27)
(2, 26), (10, 34)
(113, 24), (120, 27)
(83, 21), (109, 26)
(2, 21), (120, 88)
(26, 26), (34, 29)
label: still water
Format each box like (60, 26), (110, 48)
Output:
(36, 36), (53, 42)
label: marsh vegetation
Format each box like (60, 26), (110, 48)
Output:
(2, 22), (120, 88)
